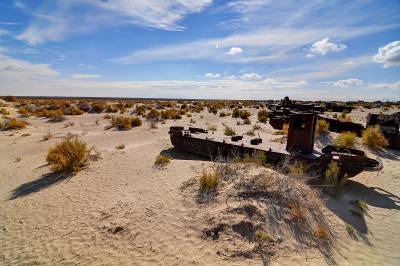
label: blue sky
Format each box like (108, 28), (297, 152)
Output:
(0, 0), (399, 100)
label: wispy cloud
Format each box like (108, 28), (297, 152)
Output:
(17, 0), (213, 44)
(72, 73), (100, 80)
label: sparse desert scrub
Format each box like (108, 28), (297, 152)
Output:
(150, 121), (158, 129)
(362, 126), (388, 149)
(146, 108), (161, 120)
(0, 108), (10, 115)
(199, 169), (221, 190)
(232, 108), (240, 118)
(246, 130), (255, 136)
(253, 124), (262, 130)
(207, 124), (217, 132)
(314, 224), (329, 240)
(224, 125), (235, 136)
(339, 112), (352, 122)
(257, 109), (268, 122)
(288, 162), (307, 177)
(239, 110), (251, 120)
(46, 137), (89, 173)
(335, 131), (356, 148)
(274, 123), (289, 135)
(154, 155), (172, 168)
(116, 144), (125, 149)
(2, 118), (27, 130)
(219, 111), (226, 117)
(109, 116), (142, 130)
(64, 107), (84, 115)
(345, 224), (356, 237)
(243, 118), (251, 124)
(90, 101), (107, 113)
(46, 110), (66, 122)
(160, 109), (182, 120)
(316, 119), (329, 137)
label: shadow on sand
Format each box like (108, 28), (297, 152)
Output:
(370, 148), (400, 160)
(160, 148), (210, 161)
(325, 180), (400, 243)
(8, 172), (71, 200)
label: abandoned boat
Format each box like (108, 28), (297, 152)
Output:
(169, 113), (382, 179)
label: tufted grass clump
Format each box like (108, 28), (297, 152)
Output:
(116, 144), (125, 149)
(316, 119), (329, 137)
(110, 116), (142, 130)
(2, 118), (27, 130)
(362, 126), (389, 149)
(46, 137), (89, 173)
(274, 123), (289, 135)
(224, 126), (236, 136)
(199, 169), (221, 190)
(0, 108), (10, 115)
(255, 230), (270, 242)
(335, 131), (356, 148)
(154, 155), (172, 168)
(314, 224), (329, 240)
(257, 109), (268, 123)
(345, 224), (356, 237)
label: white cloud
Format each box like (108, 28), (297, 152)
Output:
(368, 81), (400, 90)
(372, 41), (400, 68)
(72, 73), (101, 79)
(0, 54), (58, 78)
(17, 0), (213, 44)
(240, 73), (262, 81)
(307, 37), (347, 57)
(226, 46), (243, 55)
(205, 72), (221, 78)
(0, 28), (9, 36)
(334, 79), (364, 88)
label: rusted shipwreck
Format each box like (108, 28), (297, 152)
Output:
(169, 113), (382, 179)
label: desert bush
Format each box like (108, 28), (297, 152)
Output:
(46, 110), (66, 122)
(314, 224), (329, 240)
(246, 130), (255, 136)
(91, 101), (107, 113)
(19, 108), (31, 117)
(335, 131), (356, 148)
(116, 144), (125, 149)
(0, 108), (9, 115)
(208, 124), (217, 132)
(42, 128), (53, 141)
(288, 162), (307, 177)
(345, 224), (356, 237)
(64, 107), (84, 115)
(257, 109), (268, 122)
(288, 202), (305, 221)
(219, 111), (226, 117)
(362, 126), (388, 149)
(232, 108), (240, 118)
(353, 199), (368, 212)
(2, 118), (27, 130)
(104, 114), (112, 119)
(274, 123), (289, 135)
(154, 155), (172, 168)
(253, 124), (262, 130)
(243, 118), (251, 124)
(324, 161), (340, 187)
(146, 108), (160, 120)
(161, 109), (182, 120)
(255, 230), (270, 242)
(3, 96), (17, 102)
(199, 169), (221, 190)
(150, 121), (158, 129)
(190, 118), (196, 124)
(316, 119), (329, 136)
(46, 137), (89, 173)
(224, 126), (235, 136)
(105, 104), (118, 113)
(110, 116), (142, 130)
(339, 112), (352, 122)
(239, 110), (251, 120)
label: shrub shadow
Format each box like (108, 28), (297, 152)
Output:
(160, 148), (210, 161)
(8, 172), (71, 200)
(325, 180), (400, 240)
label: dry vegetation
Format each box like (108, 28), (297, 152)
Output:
(335, 131), (357, 148)
(316, 119), (330, 137)
(109, 116), (142, 130)
(46, 137), (89, 174)
(154, 155), (172, 168)
(362, 126), (389, 149)
(0, 118), (27, 130)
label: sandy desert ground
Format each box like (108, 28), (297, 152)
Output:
(1, 101), (400, 265)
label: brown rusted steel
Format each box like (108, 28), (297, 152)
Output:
(286, 113), (316, 154)
(317, 115), (364, 136)
(169, 113), (382, 179)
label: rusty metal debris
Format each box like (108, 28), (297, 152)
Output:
(367, 112), (400, 149)
(169, 112), (382, 179)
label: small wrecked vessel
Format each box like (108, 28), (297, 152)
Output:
(169, 113), (382, 179)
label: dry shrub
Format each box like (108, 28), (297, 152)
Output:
(3, 118), (27, 130)
(91, 101), (107, 113)
(146, 108), (160, 120)
(335, 131), (356, 148)
(0, 108), (9, 115)
(110, 116), (142, 130)
(46, 137), (89, 173)
(199, 169), (221, 190)
(288, 202), (305, 221)
(239, 110), (251, 120)
(64, 107), (84, 115)
(339, 112), (352, 122)
(274, 123), (289, 135)
(208, 124), (217, 132)
(288, 162), (307, 177)
(316, 119), (329, 137)
(224, 126), (235, 136)
(345, 224), (356, 237)
(160, 109), (182, 120)
(246, 130), (255, 136)
(243, 118), (251, 124)
(116, 144), (125, 149)
(232, 108), (240, 118)
(150, 121), (158, 129)
(154, 155), (171, 168)
(257, 109), (268, 122)
(219, 111), (226, 117)
(255, 230), (270, 242)
(362, 126), (388, 149)
(314, 224), (329, 240)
